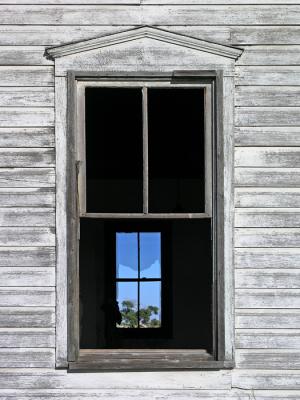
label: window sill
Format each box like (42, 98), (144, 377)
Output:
(68, 349), (234, 371)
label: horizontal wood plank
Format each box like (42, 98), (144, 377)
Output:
(236, 289), (300, 308)
(0, 227), (55, 246)
(237, 46), (300, 66)
(235, 147), (300, 167)
(0, 88), (54, 108)
(0, 168), (55, 187)
(235, 228), (300, 247)
(236, 87), (300, 107)
(236, 349), (300, 369)
(236, 309), (300, 328)
(235, 127), (300, 147)
(235, 208), (300, 227)
(0, 67), (53, 87)
(236, 66), (300, 86)
(0, 247), (55, 267)
(0, 46), (52, 66)
(236, 269), (300, 288)
(0, 127), (54, 147)
(0, 287), (55, 307)
(0, 148), (54, 167)
(0, 327), (54, 347)
(236, 107), (300, 127)
(0, 348), (54, 368)
(235, 248), (300, 269)
(0, 267), (55, 286)
(0, 307), (55, 327)
(236, 329), (300, 349)
(0, 188), (55, 207)
(0, 108), (54, 127)
(233, 370), (300, 390)
(235, 188), (300, 208)
(235, 168), (300, 187)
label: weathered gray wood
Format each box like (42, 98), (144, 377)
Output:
(236, 289), (300, 308)
(235, 228), (300, 247)
(0, 227), (55, 246)
(235, 248), (300, 269)
(236, 349), (300, 370)
(0, 247), (55, 267)
(235, 148), (300, 168)
(0, 108), (54, 127)
(236, 309), (300, 328)
(236, 329), (300, 349)
(0, 46), (52, 66)
(236, 269), (300, 288)
(0, 287), (55, 307)
(0, 88), (54, 107)
(0, 328), (55, 348)
(0, 267), (55, 286)
(0, 307), (55, 327)
(0, 5), (299, 25)
(235, 208), (300, 228)
(0, 348), (54, 368)
(235, 127), (300, 147)
(235, 168), (300, 187)
(237, 46), (300, 66)
(236, 66), (300, 86)
(0, 188), (55, 207)
(235, 188), (300, 208)
(0, 168), (55, 187)
(236, 87), (300, 107)
(0, 148), (55, 168)
(236, 107), (300, 127)
(0, 67), (53, 86)
(0, 127), (54, 147)
(233, 370), (300, 390)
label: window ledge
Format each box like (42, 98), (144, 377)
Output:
(68, 349), (234, 371)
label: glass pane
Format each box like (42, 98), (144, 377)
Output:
(140, 232), (161, 278)
(148, 88), (205, 213)
(139, 281), (161, 328)
(117, 282), (138, 328)
(85, 88), (143, 213)
(116, 233), (138, 279)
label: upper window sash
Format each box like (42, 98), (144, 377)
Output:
(76, 80), (212, 218)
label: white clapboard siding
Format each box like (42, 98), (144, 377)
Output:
(0, 247), (55, 267)
(0, 127), (54, 147)
(0, 47), (52, 66)
(235, 228), (300, 247)
(0, 148), (55, 167)
(236, 329), (300, 349)
(235, 127), (300, 147)
(236, 349), (300, 370)
(0, 227), (55, 246)
(236, 87), (300, 107)
(0, 88), (54, 108)
(236, 269), (300, 288)
(0, 168), (55, 187)
(233, 370), (300, 390)
(0, 5), (299, 25)
(0, 108), (54, 127)
(235, 168), (300, 187)
(235, 188), (300, 208)
(0, 287), (55, 307)
(236, 107), (300, 127)
(235, 248), (300, 269)
(0, 188), (55, 208)
(0, 348), (55, 368)
(0, 267), (55, 287)
(0, 328), (55, 348)
(236, 289), (300, 308)
(237, 46), (300, 66)
(236, 309), (300, 329)
(235, 209), (300, 228)
(0, 67), (53, 86)
(236, 66), (300, 86)
(0, 307), (55, 328)
(235, 148), (300, 168)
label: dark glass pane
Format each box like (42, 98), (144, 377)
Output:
(116, 233), (138, 279)
(117, 282), (138, 328)
(139, 281), (161, 328)
(140, 232), (161, 279)
(148, 88), (205, 213)
(85, 88), (143, 213)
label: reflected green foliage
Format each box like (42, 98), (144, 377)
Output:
(118, 300), (160, 328)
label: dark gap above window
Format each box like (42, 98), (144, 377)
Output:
(148, 88), (205, 213)
(85, 88), (143, 213)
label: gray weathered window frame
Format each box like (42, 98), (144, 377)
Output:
(57, 71), (235, 371)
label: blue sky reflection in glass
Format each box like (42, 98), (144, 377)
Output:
(140, 233), (161, 278)
(116, 233), (138, 278)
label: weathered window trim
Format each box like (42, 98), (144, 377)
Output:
(53, 70), (235, 370)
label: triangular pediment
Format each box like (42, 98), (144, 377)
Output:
(45, 26), (243, 61)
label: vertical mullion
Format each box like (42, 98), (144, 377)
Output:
(142, 87), (149, 214)
(137, 232), (140, 328)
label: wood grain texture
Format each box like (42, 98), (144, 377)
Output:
(0, 348), (54, 368)
(0, 307), (55, 327)
(0, 108), (54, 127)
(235, 188), (300, 208)
(0, 227), (55, 246)
(236, 107), (300, 127)
(235, 168), (300, 187)
(0, 168), (55, 187)
(235, 208), (300, 227)
(235, 127), (300, 147)
(0, 287), (55, 307)
(0, 148), (55, 167)
(233, 370), (300, 390)
(235, 248), (300, 269)
(236, 87), (300, 107)
(0, 88), (54, 107)
(0, 267), (55, 286)
(236, 148), (300, 167)
(236, 329), (300, 349)
(0, 67), (53, 86)
(0, 127), (54, 147)
(236, 289), (300, 308)
(0, 328), (55, 347)
(237, 46), (300, 66)
(0, 188), (55, 207)
(236, 269), (300, 288)
(0, 247), (55, 266)
(235, 228), (300, 247)
(0, 46), (52, 66)
(236, 66), (300, 85)
(236, 349), (300, 369)
(236, 309), (300, 328)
